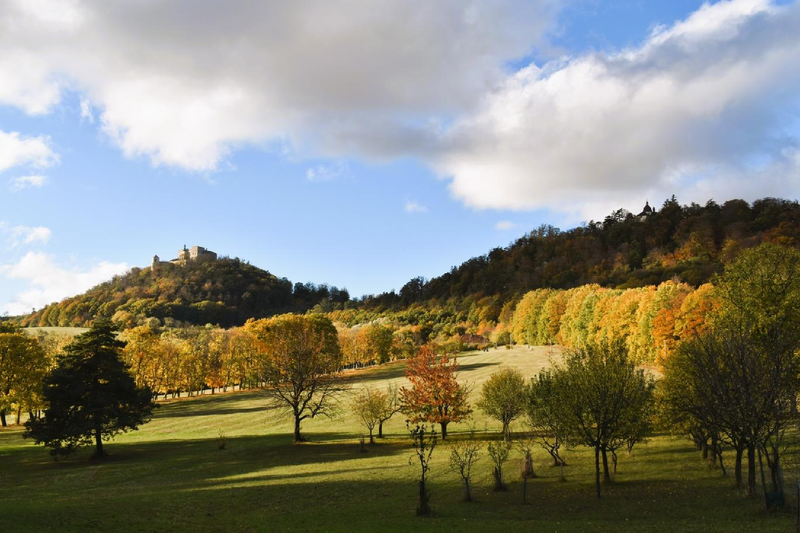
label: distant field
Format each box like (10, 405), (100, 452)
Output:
(0, 346), (792, 532)
(23, 326), (89, 336)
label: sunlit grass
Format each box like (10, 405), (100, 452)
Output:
(0, 346), (793, 532)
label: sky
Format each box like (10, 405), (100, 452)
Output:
(1, 0), (800, 315)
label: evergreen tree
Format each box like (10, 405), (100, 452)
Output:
(25, 320), (155, 459)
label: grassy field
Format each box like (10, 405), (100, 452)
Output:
(22, 326), (89, 336)
(0, 346), (793, 532)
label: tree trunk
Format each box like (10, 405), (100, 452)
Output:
(15, 406), (22, 425)
(601, 448), (611, 483)
(595, 446), (602, 499)
(748, 444), (757, 497)
(293, 415), (303, 443)
(522, 477), (529, 504)
(0, 410), (6, 427)
(368, 428), (374, 444)
(464, 478), (472, 502)
(502, 421), (511, 443)
(378, 421), (384, 439)
(735, 447), (744, 487)
(759, 447), (769, 509)
(701, 441), (709, 460)
(772, 445), (785, 497)
(440, 421), (448, 440)
(93, 427), (105, 459)
(417, 480), (430, 516)
(493, 466), (506, 491)
(796, 482), (800, 533)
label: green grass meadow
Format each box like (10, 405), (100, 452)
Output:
(0, 346), (793, 532)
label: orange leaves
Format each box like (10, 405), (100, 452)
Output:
(400, 344), (472, 427)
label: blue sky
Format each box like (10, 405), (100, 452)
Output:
(1, 0), (800, 315)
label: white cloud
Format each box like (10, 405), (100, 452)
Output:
(432, 0), (800, 219)
(404, 201), (428, 214)
(9, 174), (47, 191)
(0, 222), (52, 248)
(0, 252), (128, 315)
(79, 97), (94, 123)
(0, 0), (559, 171)
(0, 130), (57, 173)
(2, 0), (799, 218)
(306, 161), (347, 182)
(495, 220), (517, 230)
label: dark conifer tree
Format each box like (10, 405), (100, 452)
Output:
(25, 319), (154, 459)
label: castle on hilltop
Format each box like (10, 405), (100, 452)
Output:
(151, 245), (217, 271)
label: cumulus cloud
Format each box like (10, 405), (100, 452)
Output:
(0, 252), (128, 315)
(433, 0), (800, 219)
(0, 130), (57, 173)
(404, 201), (428, 214)
(0, 222), (52, 248)
(2, 0), (799, 218)
(0, 0), (559, 171)
(9, 174), (47, 191)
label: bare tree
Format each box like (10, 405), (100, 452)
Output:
(448, 430), (481, 502)
(377, 383), (403, 438)
(487, 440), (511, 491)
(517, 438), (537, 504)
(408, 421), (437, 516)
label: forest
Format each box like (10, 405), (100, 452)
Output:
(13, 197), (800, 333)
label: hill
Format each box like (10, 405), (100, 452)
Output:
(19, 257), (349, 328)
(15, 196), (800, 329)
(358, 196), (800, 310)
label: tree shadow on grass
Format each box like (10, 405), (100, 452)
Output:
(154, 394), (271, 419)
(1, 432), (793, 533)
(456, 361), (501, 373)
(341, 361), (410, 384)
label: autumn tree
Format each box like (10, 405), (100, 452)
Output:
(0, 324), (49, 426)
(400, 344), (472, 439)
(246, 314), (343, 443)
(25, 320), (154, 458)
(662, 243), (800, 501)
(122, 325), (166, 398)
(478, 368), (526, 442)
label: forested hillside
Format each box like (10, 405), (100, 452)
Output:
(15, 197), (800, 329)
(360, 197), (800, 309)
(18, 258), (349, 328)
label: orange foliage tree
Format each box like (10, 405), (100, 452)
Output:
(400, 345), (472, 439)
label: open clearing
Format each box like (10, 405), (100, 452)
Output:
(0, 346), (792, 532)
(22, 327), (89, 337)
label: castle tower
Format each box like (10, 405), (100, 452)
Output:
(152, 255), (160, 271)
(177, 245), (190, 264)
